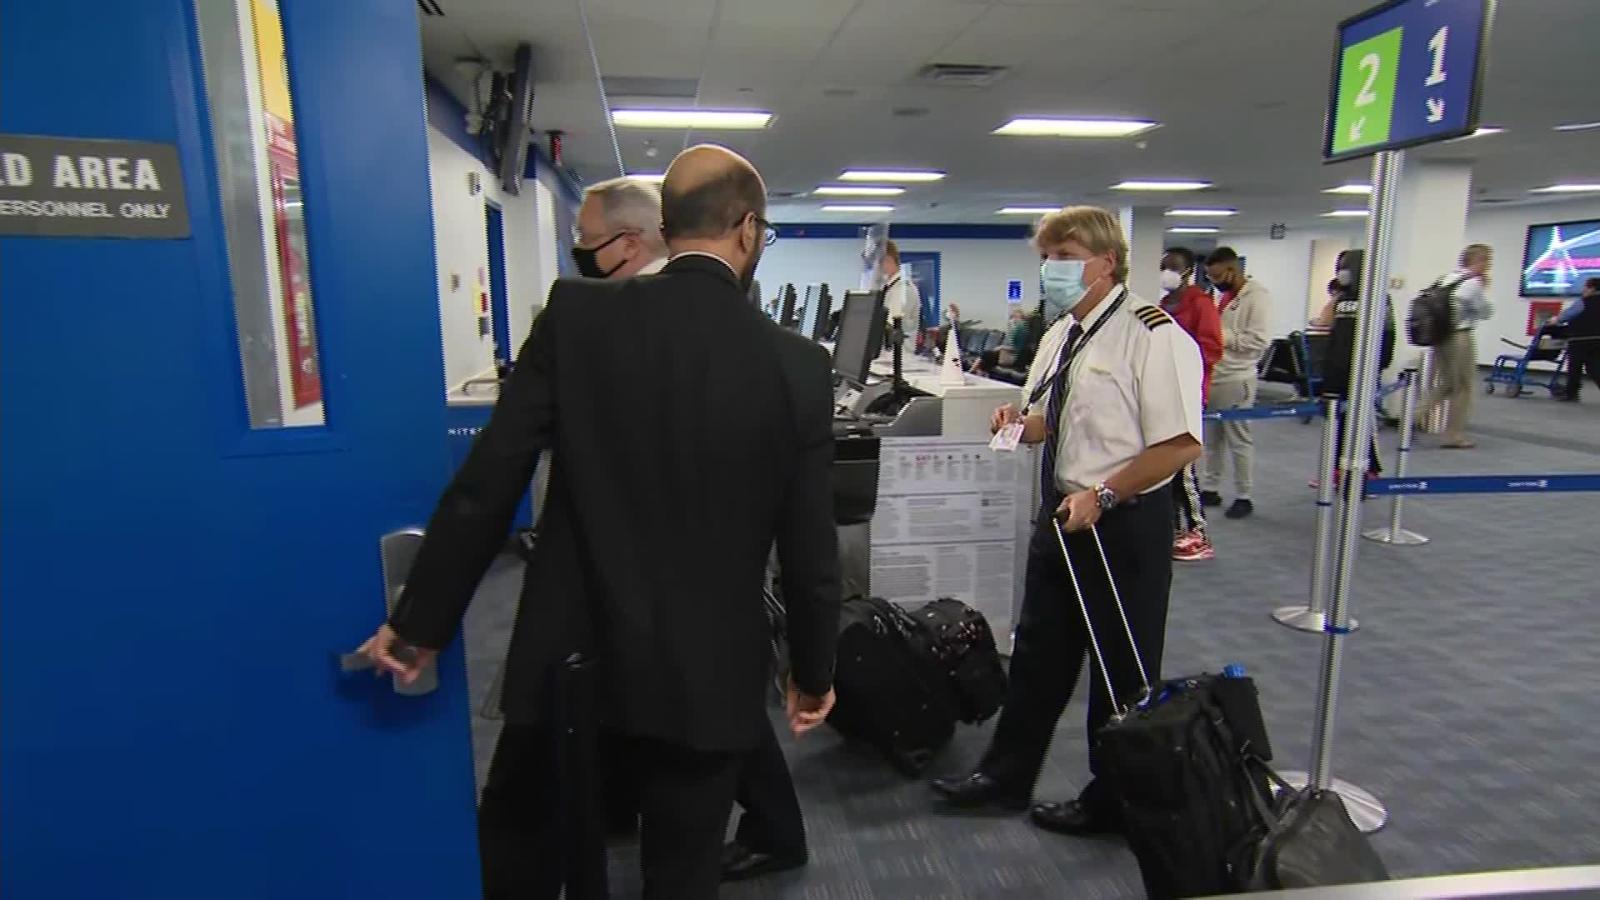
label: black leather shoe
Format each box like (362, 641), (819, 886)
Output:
(1030, 799), (1119, 836)
(1225, 498), (1254, 519)
(720, 842), (806, 882)
(929, 771), (1030, 811)
(1199, 490), (1222, 508)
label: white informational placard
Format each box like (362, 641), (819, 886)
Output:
(869, 438), (1031, 647)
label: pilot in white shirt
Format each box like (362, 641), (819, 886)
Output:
(932, 206), (1203, 840)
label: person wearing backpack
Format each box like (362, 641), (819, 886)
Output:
(1416, 244), (1494, 448)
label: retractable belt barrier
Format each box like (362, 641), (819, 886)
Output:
(1203, 401), (1322, 422)
(1363, 369), (1600, 547)
(1367, 474), (1600, 495)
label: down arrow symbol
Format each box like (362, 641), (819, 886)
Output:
(1426, 97), (1445, 123)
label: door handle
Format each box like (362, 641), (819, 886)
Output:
(337, 527), (438, 696)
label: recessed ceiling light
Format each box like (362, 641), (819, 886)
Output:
(1323, 183), (1373, 195)
(627, 173), (666, 184)
(1553, 121), (1600, 132)
(1165, 208), (1237, 217)
(1322, 209), (1370, 218)
(996, 206), (1061, 215)
(820, 204), (895, 213)
(1167, 226), (1220, 234)
(811, 185), (905, 196)
(1111, 180), (1211, 192)
(839, 170), (945, 183)
(1530, 184), (1600, 194)
(611, 109), (773, 129)
(994, 117), (1160, 138)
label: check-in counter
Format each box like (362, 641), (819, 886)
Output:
(867, 353), (1019, 439)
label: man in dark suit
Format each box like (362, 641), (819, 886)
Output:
(360, 145), (841, 900)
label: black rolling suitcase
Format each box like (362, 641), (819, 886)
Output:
(1048, 520), (1276, 898)
(828, 596), (958, 775)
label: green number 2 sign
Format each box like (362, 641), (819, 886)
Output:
(1331, 27), (1403, 156)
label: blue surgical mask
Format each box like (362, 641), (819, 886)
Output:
(1041, 259), (1088, 321)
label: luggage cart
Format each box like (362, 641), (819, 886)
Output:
(1485, 326), (1568, 398)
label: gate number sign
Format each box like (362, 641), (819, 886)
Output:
(1325, 0), (1493, 162)
(0, 134), (191, 238)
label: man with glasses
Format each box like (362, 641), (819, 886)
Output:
(570, 177), (670, 279)
(361, 146), (838, 899)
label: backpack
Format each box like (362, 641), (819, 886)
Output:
(1406, 275), (1466, 347)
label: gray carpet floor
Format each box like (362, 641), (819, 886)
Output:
(461, 376), (1600, 898)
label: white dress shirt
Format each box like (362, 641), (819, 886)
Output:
(637, 255), (668, 276)
(1020, 286), (1204, 495)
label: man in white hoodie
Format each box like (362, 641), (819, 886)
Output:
(1199, 247), (1271, 520)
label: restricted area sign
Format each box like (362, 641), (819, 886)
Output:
(1325, 0), (1494, 162)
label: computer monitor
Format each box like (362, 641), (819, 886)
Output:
(779, 283), (797, 329)
(801, 283), (833, 342)
(832, 289), (886, 385)
(815, 284), (835, 342)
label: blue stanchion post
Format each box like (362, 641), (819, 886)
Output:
(1364, 368), (1428, 546)
(1273, 398), (1355, 635)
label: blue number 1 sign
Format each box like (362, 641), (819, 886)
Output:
(1325, 0), (1494, 162)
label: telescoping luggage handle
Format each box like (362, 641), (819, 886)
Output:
(1051, 519), (1151, 719)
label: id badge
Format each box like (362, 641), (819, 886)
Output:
(990, 420), (1024, 452)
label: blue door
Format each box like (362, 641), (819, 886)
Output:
(901, 250), (941, 326)
(485, 202), (513, 364)
(1, 2), (480, 897)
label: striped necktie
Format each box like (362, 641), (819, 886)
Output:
(1038, 322), (1084, 507)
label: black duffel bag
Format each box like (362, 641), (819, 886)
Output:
(1245, 782), (1390, 890)
(829, 596), (958, 775)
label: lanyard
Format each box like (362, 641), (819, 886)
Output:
(1024, 287), (1127, 413)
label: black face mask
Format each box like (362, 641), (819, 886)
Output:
(571, 233), (627, 279)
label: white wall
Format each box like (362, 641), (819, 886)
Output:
(425, 125), (558, 393)
(757, 235), (1041, 330)
(1465, 196), (1600, 365)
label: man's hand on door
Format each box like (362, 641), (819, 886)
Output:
(358, 624), (438, 686)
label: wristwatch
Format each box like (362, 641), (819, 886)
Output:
(1093, 482), (1118, 512)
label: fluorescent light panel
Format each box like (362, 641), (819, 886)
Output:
(839, 170), (945, 182)
(1165, 208), (1236, 217)
(1448, 126), (1504, 141)
(1554, 121), (1600, 132)
(811, 185), (905, 196)
(994, 117), (1159, 138)
(1167, 226), (1219, 234)
(1323, 183), (1372, 195)
(627, 173), (666, 183)
(1530, 184), (1600, 194)
(1322, 209), (1370, 218)
(1111, 180), (1211, 191)
(996, 206), (1061, 215)
(611, 109), (772, 129)
(820, 204), (894, 213)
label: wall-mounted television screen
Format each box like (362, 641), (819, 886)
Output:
(1522, 218), (1600, 297)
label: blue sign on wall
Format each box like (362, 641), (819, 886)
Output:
(1325, 0), (1493, 162)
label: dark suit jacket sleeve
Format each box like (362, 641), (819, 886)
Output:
(775, 346), (841, 697)
(387, 289), (562, 649)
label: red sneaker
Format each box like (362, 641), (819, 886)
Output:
(1173, 533), (1215, 561)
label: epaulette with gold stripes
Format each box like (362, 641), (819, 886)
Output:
(1133, 305), (1173, 330)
